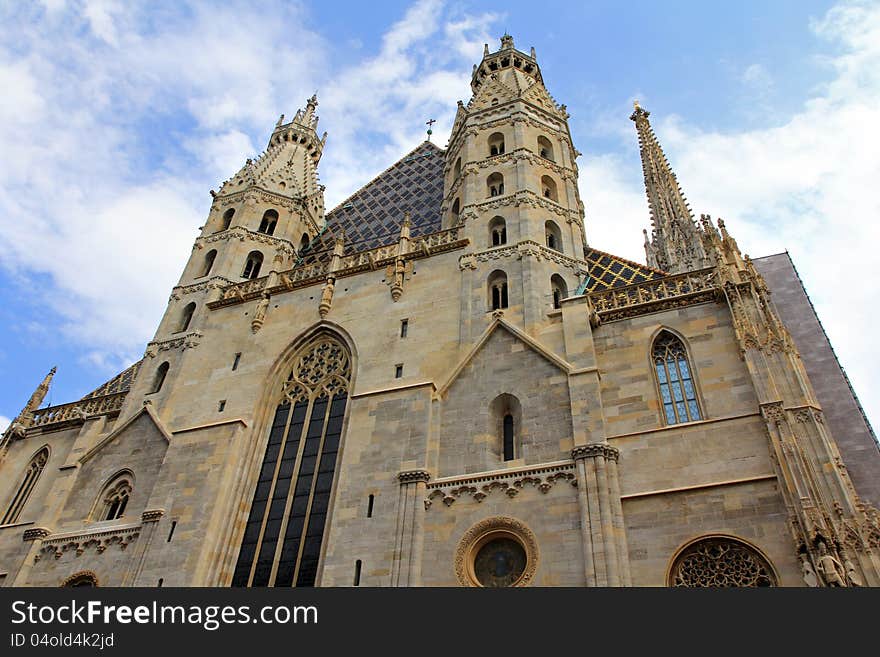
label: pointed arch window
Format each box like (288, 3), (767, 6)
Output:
(232, 333), (353, 588)
(451, 198), (461, 223)
(541, 175), (558, 202)
(652, 331), (702, 424)
(537, 135), (554, 161)
(545, 220), (562, 252)
(259, 209), (278, 236)
(96, 474), (132, 521)
(151, 362), (169, 394)
(2, 447), (48, 525)
(490, 394), (521, 462)
(299, 234), (310, 254)
(243, 251), (264, 279)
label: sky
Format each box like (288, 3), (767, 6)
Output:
(0, 0), (878, 437)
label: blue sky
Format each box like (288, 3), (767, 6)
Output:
(1, 0), (878, 435)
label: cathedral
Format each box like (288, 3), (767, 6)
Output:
(1, 35), (879, 588)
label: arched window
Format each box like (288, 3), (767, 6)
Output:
(62, 572), (98, 587)
(488, 270), (508, 310)
(451, 198), (461, 223)
(151, 362), (169, 394)
(551, 274), (568, 309)
(299, 234), (310, 254)
(537, 135), (554, 161)
(1, 446), (49, 525)
(490, 394), (522, 462)
(545, 220), (562, 252)
(201, 250), (217, 277)
(488, 132), (505, 156)
(489, 216), (507, 247)
(487, 172), (504, 197)
(242, 251), (264, 279)
(177, 302), (196, 333)
(95, 472), (133, 521)
(258, 209), (278, 235)
(652, 331), (702, 424)
(541, 175), (558, 202)
(221, 208), (235, 232)
(232, 332), (353, 588)
(669, 537), (776, 587)
(453, 157), (461, 179)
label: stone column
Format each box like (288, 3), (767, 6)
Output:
(391, 470), (430, 587)
(125, 509), (164, 586)
(572, 444), (629, 587)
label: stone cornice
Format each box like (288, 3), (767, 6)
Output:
(426, 461), (576, 508)
(459, 240), (589, 276)
(196, 225), (297, 257)
(453, 189), (581, 223)
(145, 331), (203, 357)
(170, 276), (233, 301)
(23, 527), (51, 541)
(447, 108), (570, 157)
(34, 522), (142, 560)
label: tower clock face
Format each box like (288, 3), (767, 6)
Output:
(473, 537), (527, 587)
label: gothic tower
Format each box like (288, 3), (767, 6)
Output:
(444, 35), (589, 335)
(127, 97), (329, 411)
(631, 101), (713, 273)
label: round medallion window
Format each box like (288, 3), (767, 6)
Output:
(455, 516), (538, 587)
(668, 536), (777, 587)
(473, 537), (528, 587)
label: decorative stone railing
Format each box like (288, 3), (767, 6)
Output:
(31, 392), (127, 428)
(208, 226), (467, 308)
(425, 461), (577, 509)
(588, 268), (719, 322)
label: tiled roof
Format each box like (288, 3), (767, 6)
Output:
(301, 141), (445, 262)
(80, 360), (142, 399)
(583, 248), (667, 291)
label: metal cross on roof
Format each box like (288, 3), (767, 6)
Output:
(426, 118), (436, 141)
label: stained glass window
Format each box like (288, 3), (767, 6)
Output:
(652, 331), (702, 424)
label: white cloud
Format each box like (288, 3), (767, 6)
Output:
(0, 415), (10, 434)
(583, 0), (880, 430)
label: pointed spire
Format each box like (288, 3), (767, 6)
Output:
(631, 102), (713, 274)
(5, 367), (56, 438)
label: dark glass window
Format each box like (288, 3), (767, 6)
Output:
(232, 336), (351, 588)
(503, 414), (515, 461)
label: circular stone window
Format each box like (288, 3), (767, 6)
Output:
(455, 516), (539, 587)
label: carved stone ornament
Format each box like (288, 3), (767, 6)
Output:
(426, 463), (576, 509)
(141, 509), (165, 523)
(571, 444), (619, 462)
(398, 470), (431, 484)
(22, 528), (51, 542)
(454, 516), (539, 587)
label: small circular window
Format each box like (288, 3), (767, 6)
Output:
(455, 516), (538, 587)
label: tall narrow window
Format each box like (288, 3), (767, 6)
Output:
(502, 414), (515, 461)
(1, 446), (49, 525)
(400, 320), (408, 338)
(451, 198), (461, 223)
(299, 234), (310, 254)
(232, 333), (352, 588)
(488, 270), (508, 310)
(151, 362), (169, 394)
(653, 331), (702, 425)
(177, 302), (196, 333)
(545, 220), (562, 252)
(551, 274), (568, 310)
(354, 560), (362, 586)
(259, 209), (279, 235)
(242, 251), (264, 279)
(232, 353), (242, 371)
(201, 250), (217, 277)
(220, 208), (235, 232)
(367, 494), (374, 518)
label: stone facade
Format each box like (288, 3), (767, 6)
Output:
(1, 35), (879, 588)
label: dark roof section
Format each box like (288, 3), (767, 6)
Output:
(80, 360), (143, 399)
(301, 141), (446, 262)
(584, 247), (667, 291)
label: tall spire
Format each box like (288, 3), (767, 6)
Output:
(631, 101), (712, 273)
(1, 367), (56, 448)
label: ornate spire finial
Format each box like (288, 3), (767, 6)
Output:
(632, 105), (711, 274)
(500, 33), (514, 49)
(425, 118), (436, 142)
